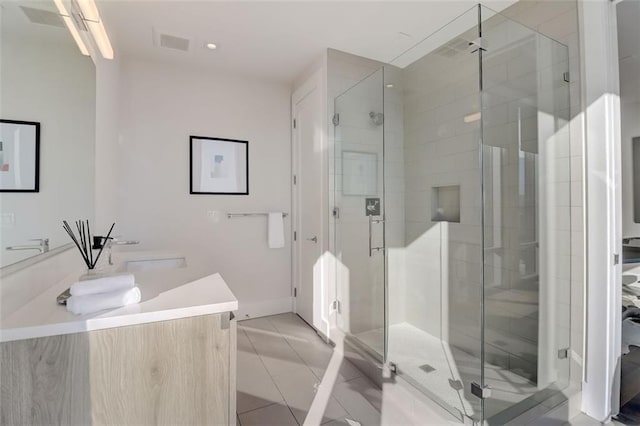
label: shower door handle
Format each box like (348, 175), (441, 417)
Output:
(368, 215), (385, 257)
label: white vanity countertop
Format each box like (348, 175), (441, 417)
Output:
(0, 252), (238, 343)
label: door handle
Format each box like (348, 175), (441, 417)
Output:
(306, 236), (318, 243)
(368, 215), (385, 257)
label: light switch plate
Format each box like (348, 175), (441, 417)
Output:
(1, 213), (15, 228)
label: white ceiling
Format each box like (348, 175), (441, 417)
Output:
(2, 1), (73, 46)
(98, 0), (518, 84)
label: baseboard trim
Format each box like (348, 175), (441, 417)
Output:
(235, 297), (293, 321)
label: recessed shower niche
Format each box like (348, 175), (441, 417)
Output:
(431, 185), (460, 223)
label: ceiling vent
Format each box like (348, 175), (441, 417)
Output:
(20, 6), (65, 28)
(160, 34), (190, 51)
(153, 29), (191, 52)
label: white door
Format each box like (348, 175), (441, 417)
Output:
(292, 70), (324, 329)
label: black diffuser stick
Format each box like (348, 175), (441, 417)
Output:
(86, 220), (93, 267)
(66, 222), (90, 268)
(63, 221), (83, 256)
(91, 222), (115, 269)
(63, 220), (116, 270)
(82, 221), (89, 263)
(82, 222), (89, 261)
(81, 222), (88, 263)
(76, 221), (85, 256)
(63, 221), (91, 268)
(67, 221), (91, 269)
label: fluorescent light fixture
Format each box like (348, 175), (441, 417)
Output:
(464, 112), (482, 123)
(53, 0), (90, 56)
(76, 0), (99, 22)
(54, 0), (114, 59)
(206, 42), (217, 50)
(77, 0), (114, 59)
(85, 19), (114, 59)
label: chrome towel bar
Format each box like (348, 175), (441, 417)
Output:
(227, 212), (288, 219)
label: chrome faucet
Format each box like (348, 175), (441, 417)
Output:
(6, 238), (50, 253)
(106, 237), (140, 265)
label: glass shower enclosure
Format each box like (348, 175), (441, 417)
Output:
(333, 5), (571, 424)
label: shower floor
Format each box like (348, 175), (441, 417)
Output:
(354, 322), (540, 420)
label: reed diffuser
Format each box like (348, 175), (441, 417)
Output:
(62, 220), (115, 270)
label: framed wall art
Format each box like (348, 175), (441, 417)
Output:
(0, 119), (40, 192)
(190, 136), (249, 195)
(342, 151), (377, 196)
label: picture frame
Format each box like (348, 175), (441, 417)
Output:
(342, 151), (377, 196)
(0, 119), (40, 192)
(190, 136), (249, 195)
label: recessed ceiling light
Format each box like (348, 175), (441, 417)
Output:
(385, 83), (394, 88)
(205, 42), (217, 50)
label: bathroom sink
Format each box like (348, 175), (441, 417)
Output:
(121, 257), (186, 272)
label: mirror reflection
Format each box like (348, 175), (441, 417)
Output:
(0, 0), (96, 268)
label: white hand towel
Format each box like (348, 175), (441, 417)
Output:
(70, 273), (135, 296)
(66, 287), (142, 315)
(268, 212), (285, 249)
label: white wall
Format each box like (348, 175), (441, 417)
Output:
(579, 0), (623, 420)
(94, 56), (121, 231)
(115, 58), (292, 318)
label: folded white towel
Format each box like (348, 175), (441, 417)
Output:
(70, 273), (135, 296)
(268, 212), (285, 249)
(66, 287), (142, 315)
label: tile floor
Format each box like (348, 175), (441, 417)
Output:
(568, 413), (625, 426)
(236, 313), (623, 426)
(237, 313), (382, 426)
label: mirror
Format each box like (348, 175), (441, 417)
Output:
(619, 0), (640, 234)
(0, 1), (96, 268)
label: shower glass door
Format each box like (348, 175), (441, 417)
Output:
(333, 68), (387, 361)
(480, 5), (572, 422)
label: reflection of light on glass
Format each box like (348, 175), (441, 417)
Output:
(464, 112), (481, 123)
(518, 107), (525, 196)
